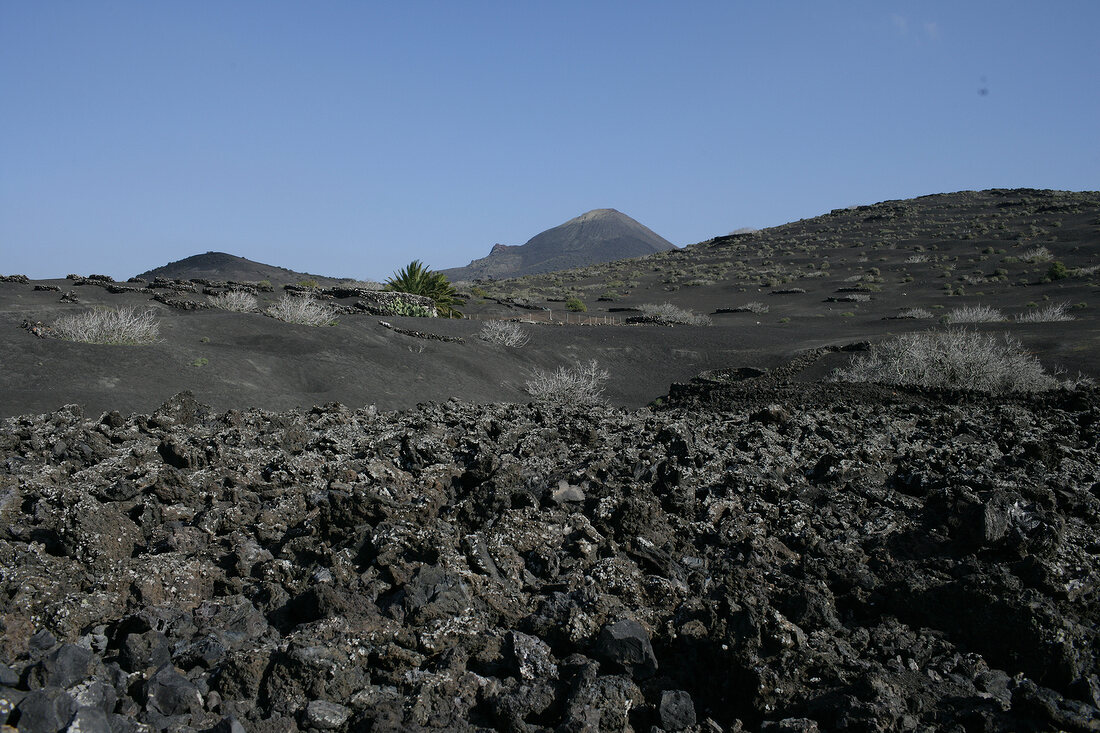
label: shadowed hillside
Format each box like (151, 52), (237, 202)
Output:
(135, 251), (344, 285)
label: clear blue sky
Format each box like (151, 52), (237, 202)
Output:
(2, 2), (1098, 281)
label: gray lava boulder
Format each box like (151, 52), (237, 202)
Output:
(304, 699), (351, 729)
(26, 644), (92, 689)
(659, 689), (697, 731)
(594, 619), (657, 679)
(506, 631), (558, 681)
(144, 664), (202, 718)
(15, 688), (76, 733)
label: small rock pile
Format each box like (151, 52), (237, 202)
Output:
(1, 382), (1098, 731)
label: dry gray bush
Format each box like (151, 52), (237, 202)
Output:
(479, 320), (529, 347)
(640, 303), (712, 325)
(737, 301), (769, 314)
(52, 306), (160, 345)
(265, 294), (337, 326)
(905, 254), (929, 264)
(208, 290), (258, 312)
(1022, 246), (1053, 263)
(830, 329), (1060, 393)
(943, 304), (1005, 323)
(897, 307), (934, 319)
(525, 360), (609, 406)
(1015, 302), (1074, 323)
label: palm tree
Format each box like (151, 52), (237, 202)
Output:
(384, 260), (465, 318)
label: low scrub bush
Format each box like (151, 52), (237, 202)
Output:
(738, 301), (769, 314)
(1022, 246), (1052, 263)
(565, 297), (587, 313)
(525, 360), (609, 406)
(52, 306), (160, 344)
(943, 304), (1005, 323)
(392, 300), (434, 317)
(830, 329), (1060, 393)
(897, 307), (934, 319)
(265, 295), (336, 326)
(1045, 261), (1070, 281)
(479, 321), (529, 347)
(639, 303), (712, 326)
(1016, 302), (1074, 323)
(208, 291), (258, 312)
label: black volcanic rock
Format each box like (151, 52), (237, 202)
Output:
(134, 251), (340, 286)
(1, 383), (1098, 730)
(441, 208), (676, 281)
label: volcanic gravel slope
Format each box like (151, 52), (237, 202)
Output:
(2, 188), (1098, 418)
(2, 380), (1099, 732)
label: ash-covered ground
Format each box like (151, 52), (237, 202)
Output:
(1, 379), (1099, 732)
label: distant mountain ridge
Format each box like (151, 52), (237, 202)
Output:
(135, 252), (342, 285)
(440, 208), (676, 282)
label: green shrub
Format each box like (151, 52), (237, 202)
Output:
(392, 300), (434, 317)
(385, 260), (464, 318)
(1046, 261), (1070, 281)
(565, 297), (587, 312)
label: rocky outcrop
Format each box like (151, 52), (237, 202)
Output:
(0, 384), (1098, 731)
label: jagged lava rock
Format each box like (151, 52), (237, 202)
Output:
(0, 384), (1097, 731)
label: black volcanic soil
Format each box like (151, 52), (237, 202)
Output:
(1, 383), (1098, 731)
(2, 188), (1098, 418)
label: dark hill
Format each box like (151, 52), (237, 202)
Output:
(135, 251), (343, 285)
(441, 208), (676, 282)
